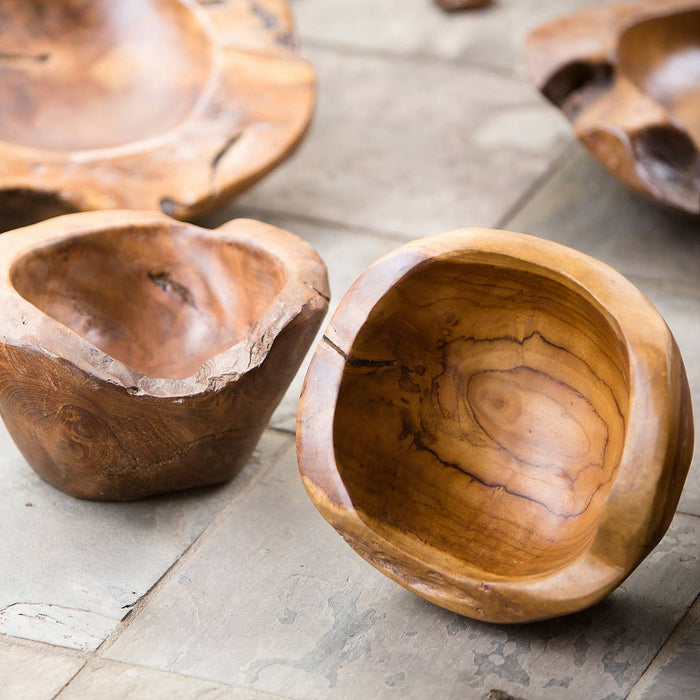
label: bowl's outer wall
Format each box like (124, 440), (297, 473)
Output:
(0, 295), (327, 501)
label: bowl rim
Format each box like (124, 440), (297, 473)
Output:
(297, 227), (693, 622)
(524, 0), (700, 216)
(0, 0), (315, 220)
(0, 209), (329, 398)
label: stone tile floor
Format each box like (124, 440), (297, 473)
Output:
(1, 1), (698, 698)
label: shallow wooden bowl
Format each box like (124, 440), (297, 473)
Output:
(526, 0), (700, 216)
(297, 229), (693, 623)
(0, 0), (313, 224)
(0, 210), (328, 500)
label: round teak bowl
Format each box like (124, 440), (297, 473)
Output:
(297, 228), (693, 623)
(0, 210), (329, 500)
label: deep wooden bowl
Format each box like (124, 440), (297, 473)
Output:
(0, 210), (328, 500)
(0, 0), (313, 224)
(526, 0), (700, 216)
(297, 229), (693, 623)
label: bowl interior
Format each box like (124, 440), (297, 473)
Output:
(0, 0), (211, 151)
(11, 223), (287, 379)
(618, 9), (700, 144)
(333, 259), (630, 578)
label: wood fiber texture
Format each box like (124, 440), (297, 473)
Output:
(0, 210), (329, 500)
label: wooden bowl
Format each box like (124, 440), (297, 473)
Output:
(0, 0), (313, 225)
(297, 229), (693, 623)
(526, 0), (700, 216)
(0, 210), (329, 500)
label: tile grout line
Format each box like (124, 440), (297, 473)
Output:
(625, 592), (700, 700)
(53, 657), (296, 700)
(496, 140), (579, 230)
(50, 658), (90, 700)
(299, 36), (520, 80)
(85, 431), (296, 662)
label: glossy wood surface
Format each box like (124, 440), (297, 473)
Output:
(297, 229), (693, 623)
(526, 0), (700, 216)
(0, 211), (329, 500)
(0, 0), (314, 223)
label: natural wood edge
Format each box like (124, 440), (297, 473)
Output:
(296, 229), (693, 623)
(0, 210), (329, 397)
(525, 0), (700, 216)
(0, 0), (314, 221)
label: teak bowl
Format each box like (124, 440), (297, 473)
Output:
(0, 210), (329, 501)
(0, 0), (313, 223)
(526, 0), (700, 216)
(297, 229), (693, 623)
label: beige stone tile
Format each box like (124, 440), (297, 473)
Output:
(506, 146), (700, 292)
(0, 429), (288, 651)
(292, 0), (610, 76)
(104, 436), (700, 700)
(235, 45), (571, 239)
(0, 635), (85, 700)
(627, 596), (700, 700)
(57, 659), (285, 700)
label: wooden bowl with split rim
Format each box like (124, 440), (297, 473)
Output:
(526, 0), (700, 216)
(0, 210), (329, 500)
(297, 229), (693, 623)
(0, 0), (314, 226)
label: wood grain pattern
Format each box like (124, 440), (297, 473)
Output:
(297, 228), (694, 623)
(525, 0), (700, 216)
(0, 210), (329, 500)
(0, 0), (314, 227)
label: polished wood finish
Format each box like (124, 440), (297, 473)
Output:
(0, 0), (314, 225)
(435, 0), (491, 11)
(0, 210), (329, 500)
(297, 229), (693, 623)
(526, 0), (700, 216)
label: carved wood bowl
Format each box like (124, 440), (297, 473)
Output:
(0, 0), (314, 225)
(526, 0), (700, 216)
(0, 210), (329, 500)
(297, 229), (693, 623)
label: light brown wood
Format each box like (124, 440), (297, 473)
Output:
(525, 0), (700, 216)
(435, 0), (492, 11)
(297, 228), (693, 623)
(0, 0), (314, 227)
(0, 210), (329, 501)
